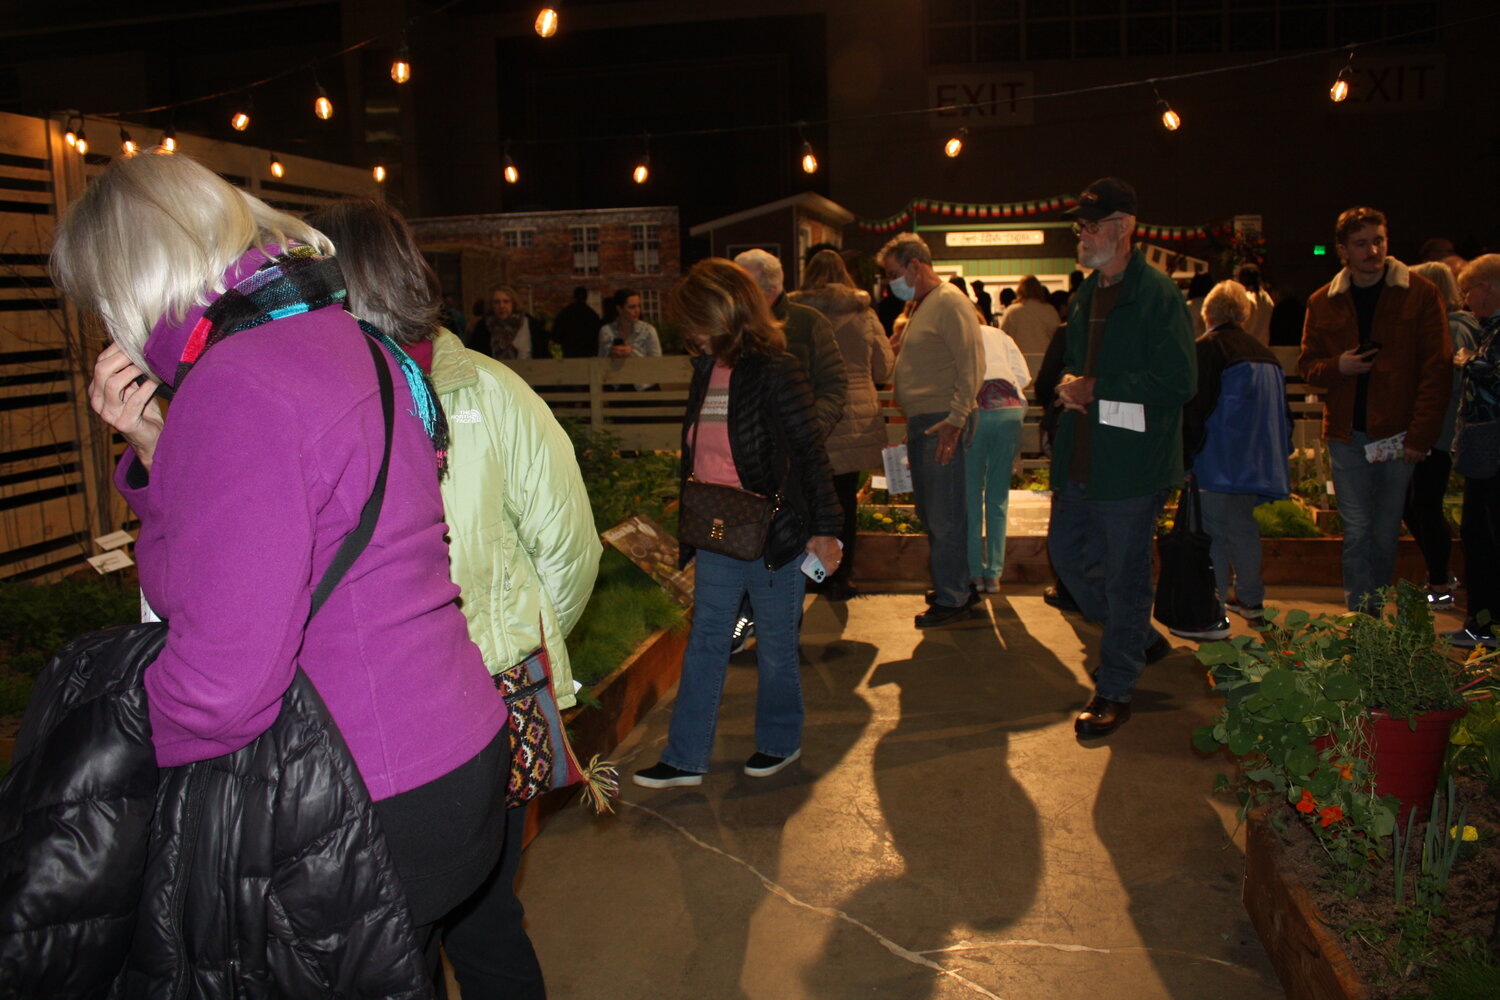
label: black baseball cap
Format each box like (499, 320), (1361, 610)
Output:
(1062, 177), (1138, 222)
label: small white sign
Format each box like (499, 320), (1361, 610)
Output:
(869, 475), (889, 491)
(88, 550), (135, 574)
(882, 444), (913, 495)
(946, 230), (1045, 247)
(94, 529), (136, 551)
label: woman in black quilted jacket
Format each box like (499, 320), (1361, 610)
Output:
(633, 258), (842, 789)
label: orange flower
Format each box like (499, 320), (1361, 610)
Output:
(1338, 762), (1353, 780)
(1296, 789), (1316, 813)
(1319, 806), (1344, 827)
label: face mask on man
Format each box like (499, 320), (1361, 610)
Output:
(889, 275), (915, 301)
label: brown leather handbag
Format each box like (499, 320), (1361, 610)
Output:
(678, 476), (779, 561)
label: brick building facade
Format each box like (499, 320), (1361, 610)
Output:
(408, 206), (681, 336)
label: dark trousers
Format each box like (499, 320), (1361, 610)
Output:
(829, 471), (861, 586)
(1461, 474), (1500, 631)
(440, 804), (546, 999)
(1403, 448), (1453, 587)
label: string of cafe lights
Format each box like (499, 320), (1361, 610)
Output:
(55, 5), (1497, 187)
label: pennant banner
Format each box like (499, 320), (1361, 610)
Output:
(856, 194), (1209, 240)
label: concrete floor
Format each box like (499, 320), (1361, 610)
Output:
(510, 584), (1460, 1000)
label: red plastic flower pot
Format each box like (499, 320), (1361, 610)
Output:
(1368, 707), (1467, 824)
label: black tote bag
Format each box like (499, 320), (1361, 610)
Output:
(1152, 475), (1223, 632)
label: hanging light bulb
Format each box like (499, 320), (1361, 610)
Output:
(391, 38), (411, 84)
(1330, 53), (1355, 103)
(74, 127), (88, 156)
(119, 126), (138, 156)
(269, 153), (285, 179)
(535, 7), (559, 38)
(63, 116), (81, 148)
(161, 125), (177, 153)
(231, 94), (252, 132)
(314, 84), (334, 120)
(1158, 100), (1181, 130)
(373, 163), (387, 183)
(800, 140), (819, 175)
(944, 127), (968, 158)
(632, 156), (650, 184)
(503, 154), (520, 184)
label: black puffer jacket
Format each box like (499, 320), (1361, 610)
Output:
(679, 350), (843, 570)
(0, 623), (432, 1000)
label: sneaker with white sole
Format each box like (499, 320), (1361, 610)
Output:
(1168, 618), (1232, 641)
(1225, 601), (1266, 624)
(729, 616), (755, 654)
(743, 749), (800, 777)
(632, 762), (704, 788)
(1425, 588), (1455, 609)
(1443, 626), (1497, 649)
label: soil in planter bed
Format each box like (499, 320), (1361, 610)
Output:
(1273, 774), (1500, 997)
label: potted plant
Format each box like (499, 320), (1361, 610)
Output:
(1193, 581), (1482, 890)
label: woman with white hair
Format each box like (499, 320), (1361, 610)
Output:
(1178, 280), (1293, 639)
(1402, 261), (1480, 608)
(55, 150), (507, 982)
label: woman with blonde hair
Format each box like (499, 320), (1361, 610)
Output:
(55, 151), (507, 987)
(790, 248), (894, 599)
(633, 258), (842, 788)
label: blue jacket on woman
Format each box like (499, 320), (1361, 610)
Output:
(1183, 322), (1293, 502)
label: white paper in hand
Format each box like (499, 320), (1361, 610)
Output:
(882, 443), (913, 495)
(1098, 400), (1146, 432)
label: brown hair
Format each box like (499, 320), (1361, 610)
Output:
(1016, 275), (1047, 303)
(308, 198), (441, 346)
(668, 258), (785, 366)
(801, 248), (855, 291)
(1335, 206), (1386, 246)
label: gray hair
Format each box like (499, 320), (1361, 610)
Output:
(50, 150), (332, 377)
(1411, 260), (1462, 312)
(877, 232), (932, 269)
(1460, 255), (1500, 298)
(1203, 280), (1252, 328)
(732, 248), (783, 299)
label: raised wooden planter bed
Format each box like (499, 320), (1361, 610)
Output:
(522, 625), (688, 846)
(851, 532), (1459, 591)
(1243, 811), (1368, 1000)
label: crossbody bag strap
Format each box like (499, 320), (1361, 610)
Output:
(308, 334), (396, 622)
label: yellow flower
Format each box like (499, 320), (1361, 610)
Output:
(1450, 825), (1480, 842)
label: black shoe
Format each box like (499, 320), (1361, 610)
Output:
(1075, 696), (1131, 738)
(1143, 631), (1172, 664)
(729, 616), (755, 654)
(632, 762), (704, 788)
(744, 749), (801, 777)
(915, 603), (983, 629)
(926, 586), (979, 608)
(1043, 584), (1080, 613)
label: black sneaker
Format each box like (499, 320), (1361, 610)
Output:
(1043, 584), (1080, 613)
(744, 749), (801, 777)
(915, 603), (984, 629)
(1443, 626), (1497, 649)
(632, 762), (704, 789)
(1168, 618), (1232, 641)
(729, 616), (755, 654)
(926, 586), (979, 608)
(1143, 631), (1172, 664)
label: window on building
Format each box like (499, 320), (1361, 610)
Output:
(925, 0), (1436, 63)
(501, 228), (534, 249)
(639, 289), (662, 324)
(571, 224), (599, 276)
(631, 223), (661, 275)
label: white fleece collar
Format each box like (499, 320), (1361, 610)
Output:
(1328, 257), (1411, 297)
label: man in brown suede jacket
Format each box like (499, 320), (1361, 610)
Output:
(1299, 206), (1450, 614)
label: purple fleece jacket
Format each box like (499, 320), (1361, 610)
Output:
(117, 247), (504, 801)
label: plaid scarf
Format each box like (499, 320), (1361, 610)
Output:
(167, 247), (448, 475)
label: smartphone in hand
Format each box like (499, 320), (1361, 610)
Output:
(801, 552), (826, 583)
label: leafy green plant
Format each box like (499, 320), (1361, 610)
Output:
(857, 505), (924, 534)
(0, 576), (140, 678)
(564, 549), (685, 687)
(1348, 583), (1467, 722)
(1446, 696), (1500, 791)
(560, 420), (681, 533)
(1252, 499), (1321, 538)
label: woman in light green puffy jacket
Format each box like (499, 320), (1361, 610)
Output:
(311, 198), (599, 1000)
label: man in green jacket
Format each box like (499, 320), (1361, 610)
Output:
(1050, 178), (1197, 737)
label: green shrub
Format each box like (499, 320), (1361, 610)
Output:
(560, 421), (680, 533)
(565, 549), (685, 687)
(0, 576), (140, 677)
(1254, 498), (1322, 538)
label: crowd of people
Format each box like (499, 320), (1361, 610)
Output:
(12, 147), (1500, 993)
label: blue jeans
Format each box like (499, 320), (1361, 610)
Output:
(1199, 490), (1266, 610)
(1329, 432), (1415, 613)
(907, 411), (971, 606)
(966, 407), (1025, 579)
(663, 550), (807, 773)
(1048, 479), (1168, 703)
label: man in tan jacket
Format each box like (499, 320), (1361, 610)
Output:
(1299, 206), (1450, 614)
(879, 233), (985, 628)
